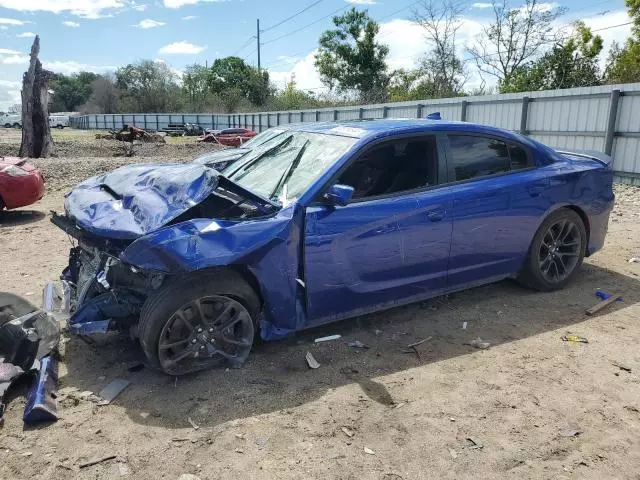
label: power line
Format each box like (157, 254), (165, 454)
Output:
(232, 36), (256, 57)
(262, 0), (326, 33)
(263, 4), (349, 45)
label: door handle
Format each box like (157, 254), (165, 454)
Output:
(427, 210), (444, 222)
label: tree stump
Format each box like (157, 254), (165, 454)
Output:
(19, 36), (54, 158)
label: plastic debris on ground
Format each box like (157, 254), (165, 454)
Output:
(462, 322), (468, 330)
(467, 337), (491, 349)
(314, 334), (341, 343)
(612, 361), (632, 372)
(562, 335), (589, 343)
(466, 437), (484, 449)
(595, 289), (624, 302)
(558, 429), (582, 438)
(347, 340), (369, 349)
(629, 257), (640, 263)
(363, 447), (375, 455)
(341, 426), (355, 438)
(98, 379), (131, 405)
(305, 351), (320, 369)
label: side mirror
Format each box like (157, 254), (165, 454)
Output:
(323, 184), (354, 207)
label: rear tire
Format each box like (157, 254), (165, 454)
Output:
(518, 208), (586, 291)
(138, 269), (260, 375)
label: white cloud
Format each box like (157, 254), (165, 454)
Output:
(0, 0), (125, 18)
(158, 41), (206, 54)
(43, 60), (117, 75)
(131, 1), (147, 11)
(133, 18), (166, 28)
(16, 31), (35, 37)
(163, 0), (225, 8)
(182, 15), (198, 20)
(0, 79), (22, 111)
(0, 26), (7, 30)
(472, 2), (493, 8)
(0, 16), (28, 25)
(0, 54), (29, 64)
(345, 0), (377, 4)
(0, 47), (21, 55)
(63, 20), (80, 27)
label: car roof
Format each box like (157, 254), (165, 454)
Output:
(293, 119), (528, 143)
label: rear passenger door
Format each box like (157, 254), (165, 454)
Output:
(445, 134), (549, 288)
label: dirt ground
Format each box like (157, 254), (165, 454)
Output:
(1, 129), (639, 480)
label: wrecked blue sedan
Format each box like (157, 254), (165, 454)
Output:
(51, 119), (614, 374)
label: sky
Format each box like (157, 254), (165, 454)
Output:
(0, 0), (633, 111)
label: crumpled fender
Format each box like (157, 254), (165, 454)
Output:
(120, 207), (296, 272)
(120, 205), (305, 340)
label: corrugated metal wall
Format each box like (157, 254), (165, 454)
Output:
(70, 83), (640, 183)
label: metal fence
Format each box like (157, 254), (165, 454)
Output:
(70, 83), (640, 184)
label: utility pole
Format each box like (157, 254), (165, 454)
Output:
(256, 18), (261, 71)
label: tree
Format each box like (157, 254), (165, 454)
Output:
(413, 0), (466, 98)
(604, 0), (640, 83)
(7, 104), (20, 114)
(82, 74), (118, 114)
(315, 8), (390, 102)
(500, 22), (603, 92)
(208, 57), (270, 108)
(49, 72), (99, 112)
(182, 64), (210, 111)
(115, 60), (182, 112)
(272, 76), (320, 110)
(467, 0), (566, 85)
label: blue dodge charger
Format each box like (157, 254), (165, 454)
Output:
(52, 119), (614, 374)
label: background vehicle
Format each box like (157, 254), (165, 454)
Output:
(199, 127), (257, 147)
(2, 114), (22, 129)
(52, 120), (614, 374)
(48, 115), (69, 129)
(193, 126), (290, 170)
(0, 157), (45, 210)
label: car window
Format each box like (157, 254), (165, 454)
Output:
(227, 132), (356, 204)
(508, 144), (531, 170)
(337, 137), (438, 200)
(241, 128), (286, 149)
(448, 135), (510, 181)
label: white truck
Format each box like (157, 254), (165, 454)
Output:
(1, 114), (22, 128)
(49, 114), (69, 129)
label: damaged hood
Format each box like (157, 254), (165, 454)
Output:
(65, 163), (220, 240)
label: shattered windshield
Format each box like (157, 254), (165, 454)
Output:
(226, 131), (356, 204)
(240, 127), (287, 149)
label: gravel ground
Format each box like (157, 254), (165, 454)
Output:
(1, 129), (640, 480)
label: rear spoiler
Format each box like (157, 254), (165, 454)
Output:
(556, 149), (612, 168)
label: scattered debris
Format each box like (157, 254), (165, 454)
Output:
(558, 429), (582, 438)
(364, 447), (376, 455)
(234, 448), (244, 454)
(178, 474), (202, 480)
(347, 340), (369, 349)
(235, 433), (246, 440)
(466, 337), (491, 349)
(98, 379), (131, 405)
(78, 454), (117, 469)
(305, 351), (320, 369)
(341, 426), (355, 438)
(629, 257), (640, 263)
(408, 337), (432, 348)
(624, 405), (639, 413)
(448, 448), (458, 459)
(466, 437), (484, 449)
(23, 354), (59, 424)
(587, 291), (623, 315)
(462, 322), (468, 330)
(188, 416), (200, 430)
(254, 436), (268, 450)
(315, 334), (342, 343)
(394, 402), (406, 409)
(562, 335), (589, 344)
(612, 361), (632, 372)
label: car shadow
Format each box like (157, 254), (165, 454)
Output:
(60, 262), (638, 430)
(0, 209), (45, 227)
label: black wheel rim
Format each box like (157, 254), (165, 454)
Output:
(538, 219), (581, 284)
(158, 295), (254, 374)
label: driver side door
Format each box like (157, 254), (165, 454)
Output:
(302, 134), (453, 325)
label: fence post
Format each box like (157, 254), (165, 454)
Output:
(333, 109), (338, 121)
(519, 96), (530, 135)
(416, 104), (423, 118)
(382, 106), (389, 118)
(300, 112), (304, 122)
(604, 89), (621, 156)
(288, 112), (292, 123)
(461, 100), (468, 122)
(358, 108), (364, 119)
(258, 114), (262, 132)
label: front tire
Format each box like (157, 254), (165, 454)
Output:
(139, 269), (260, 375)
(518, 208), (586, 291)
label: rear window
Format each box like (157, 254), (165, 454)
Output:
(449, 136), (509, 181)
